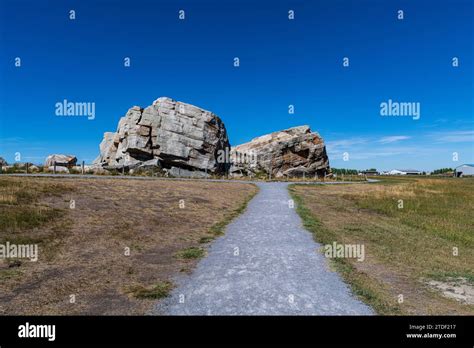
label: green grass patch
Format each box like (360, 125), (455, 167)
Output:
(0, 268), (23, 281)
(0, 178), (73, 233)
(175, 247), (205, 259)
(351, 178), (474, 246)
(0, 178), (74, 263)
(426, 271), (474, 284)
(199, 236), (214, 244)
(0, 205), (64, 233)
(127, 281), (173, 299)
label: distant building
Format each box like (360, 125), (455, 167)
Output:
(388, 169), (422, 175)
(455, 164), (474, 177)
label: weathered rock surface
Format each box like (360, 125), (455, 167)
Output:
(94, 97), (230, 174)
(44, 154), (77, 168)
(47, 166), (69, 173)
(230, 125), (330, 178)
(166, 167), (209, 178)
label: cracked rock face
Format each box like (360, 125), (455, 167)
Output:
(94, 97), (230, 174)
(230, 125), (330, 178)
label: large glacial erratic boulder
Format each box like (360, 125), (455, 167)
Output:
(230, 125), (330, 178)
(94, 97), (230, 175)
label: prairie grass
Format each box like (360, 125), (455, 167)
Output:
(0, 177), (73, 234)
(290, 177), (474, 314)
(0, 177), (258, 315)
(347, 177), (474, 246)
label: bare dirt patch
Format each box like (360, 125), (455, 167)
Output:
(0, 177), (257, 315)
(426, 278), (474, 305)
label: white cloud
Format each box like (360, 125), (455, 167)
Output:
(434, 130), (474, 143)
(377, 135), (410, 144)
(326, 137), (369, 150)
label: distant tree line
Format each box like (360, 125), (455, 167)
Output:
(431, 168), (453, 175)
(332, 168), (359, 175)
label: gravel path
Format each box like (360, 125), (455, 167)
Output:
(153, 182), (373, 315)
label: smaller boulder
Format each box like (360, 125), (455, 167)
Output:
(47, 166), (69, 173)
(166, 166), (209, 178)
(28, 165), (40, 172)
(89, 165), (108, 175)
(45, 154), (77, 168)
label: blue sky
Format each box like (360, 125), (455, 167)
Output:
(0, 0), (472, 171)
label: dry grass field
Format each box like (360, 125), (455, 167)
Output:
(0, 177), (257, 315)
(290, 177), (474, 315)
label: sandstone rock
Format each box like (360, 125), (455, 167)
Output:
(71, 165), (96, 174)
(90, 165), (108, 175)
(47, 166), (69, 173)
(136, 158), (161, 170)
(166, 166), (209, 178)
(44, 154), (77, 168)
(95, 97), (230, 175)
(230, 125), (330, 178)
(72, 164), (108, 175)
(93, 132), (116, 165)
(129, 159), (164, 175)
